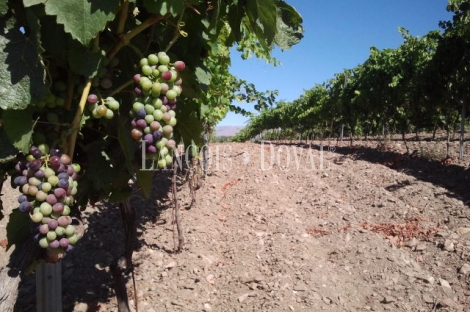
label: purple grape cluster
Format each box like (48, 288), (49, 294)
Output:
(13, 144), (81, 251)
(129, 52), (184, 168)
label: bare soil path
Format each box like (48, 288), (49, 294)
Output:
(1, 138), (470, 311)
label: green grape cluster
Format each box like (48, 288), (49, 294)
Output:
(12, 144), (81, 252)
(86, 95), (120, 119)
(130, 51), (185, 168)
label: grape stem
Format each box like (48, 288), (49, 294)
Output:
(107, 13), (171, 61)
(117, 0), (129, 35)
(164, 6), (187, 53)
(109, 79), (134, 97)
(66, 79), (92, 160)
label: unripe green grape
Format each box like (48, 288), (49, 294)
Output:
(159, 147), (169, 157)
(39, 237), (49, 248)
(55, 226), (66, 236)
(169, 70), (178, 82)
(157, 52), (170, 65)
(144, 114), (154, 124)
(139, 58), (149, 67)
(143, 126), (151, 134)
(71, 163), (81, 173)
(148, 54), (159, 65)
(165, 154), (173, 165)
(41, 182), (52, 193)
(152, 68), (160, 77)
(140, 79), (152, 91)
(63, 205), (71, 216)
(169, 117), (177, 127)
(65, 225), (75, 237)
(157, 64), (169, 73)
(152, 98), (163, 109)
(144, 104), (155, 114)
(68, 234), (79, 245)
(92, 108), (102, 119)
(40, 202), (53, 216)
(151, 82), (162, 94)
(31, 211), (43, 223)
(38, 144), (50, 155)
(153, 109), (164, 121)
(133, 102), (145, 112)
(48, 176), (59, 186)
(104, 109), (114, 119)
(168, 110), (176, 117)
(107, 100), (120, 111)
(160, 105), (168, 113)
(47, 230), (57, 241)
(157, 159), (167, 168)
(156, 139), (167, 149)
(162, 125), (173, 136)
(36, 190), (48, 202)
(26, 154), (34, 162)
(165, 89), (177, 100)
(141, 65), (153, 76)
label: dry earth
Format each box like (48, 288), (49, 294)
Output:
(1, 136), (470, 312)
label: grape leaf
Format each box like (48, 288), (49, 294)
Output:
(68, 44), (106, 78)
(0, 1), (8, 15)
(6, 209), (31, 251)
(42, 0), (120, 45)
(23, 0), (46, 7)
(84, 141), (119, 192)
(274, 1), (304, 51)
(0, 18), (47, 110)
(2, 108), (34, 154)
(0, 127), (18, 163)
(245, 0), (277, 49)
(143, 0), (184, 16)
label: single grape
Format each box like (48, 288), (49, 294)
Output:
(153, 109), (164, 121)
(87, 94), (98, 104)
(71, 163), (81, 173)
(60, 154), (71, 165)
(162, 125), (173, 137)
(29, 159), (42, 171)
(58, 179), (69, 189)
(165, 89), (177, 100)
(59, 238), (69, 248)
(18, 194), (27, 203)
(31, 211), (44, 223)
(141, 65), (153, 76)
(62, 205), (71, 215)
(56, 164), (66, 174)
(139, 57), (149, 67)
(27, 185), (39, 196)
(31, 149), (43, 159)
(150, 121), (161, 131)
(49, 240), (60, 249)
(34, 169), (45, 179)
(169, 117), (177, 127)
(136, 119), (147, 129)
(68, 234), (79, 245)
(52, 202), (65, 213)
(156, 138), (167, 149)
(39, 202), (53, 216)
(50, 148), (62, 157)
(144, 114), (154, 124)
(161, 71), (172, 81)
(147, 145), (157, 154)
(14, 176), (28, 187)
(157, 159), (167, 168)
(39, 224), (49, 235)
(136, 109), (146, 119)
(64, 225), (75, 237)
(19, 201), (33, 213)
(107, 99), (120, 111)
(58, 172), (69, 180)
(35, 190), (48, 202)
(49, 156), (61, 168)
(66, 165), (74, 176)
(143, 134), (154, 145)
(148, 53), (159, 65)
(166, 139), (176, 149)
(38, 237), (49, 248)
(134, 87), (142, 96)
(133, 74), (141, 84)
(96, 105), (108, 117)
(162, 112), (172, 123)
(165, 154), (173, 165)
(37, 144), (50, 155)
(48, 175), (59, 187)
(131, 129), (143, 140)
(55, 226), (66, 236)
(46, 230), (57, 241)
(160, 83), (169, 94)
(104, 109), (114, 119)
(153, 131), (163, 142)
(152, 98), (163, 109)
(57, 216), (70, 227)
(47, 219), (59, 231)
(157, 52), (170, 65)
(100, 77), (113, 89)
(46, 194), (58, 205)
(174, 60), (186, 71)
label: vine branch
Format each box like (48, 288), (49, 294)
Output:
(107, 13), (171, 61)
(164, 7), (187, 53)
(117, 0), (130, 35)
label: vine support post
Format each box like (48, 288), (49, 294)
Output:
(172, 157), (184, 252)
(459, 95), (467, 161)
(36, 261), (62, 312)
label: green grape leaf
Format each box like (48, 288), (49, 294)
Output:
(42, 0), (120, 45)
(84, 141), (119, 192)
(274, 1), (304, 51)
(68, 44), (106, 78)
(245, 0), (277, 48)
(0, 127), (18, 163)
(6, 209), (31, 251)
(0, 1), (8, 15)
(23, 0), (46, 7)
(0, 17), (47, 110)
(2, 109), (34, 154)
(143, 0), (184, 15)
(175, 102), (204, 147)
(136, 170), (153, 199)
(195, 65), (212, 92)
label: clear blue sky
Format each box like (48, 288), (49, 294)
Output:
(218, 0), (454, 126)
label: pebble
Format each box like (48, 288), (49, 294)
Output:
(459, 263), (470, 275)
(422, 294), (434, 304)
(439, 278), (451, 289)
(443, 239), (454, 252)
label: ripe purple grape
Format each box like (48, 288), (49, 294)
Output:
(53, 188), (66, 199)
(58, 179), (69, 189)
(48, 219), (58, 230)
(31, 149), (43, 159)
(18, 201), (32, 213)
(152, 131), (163, 141)
(46, 194), (58, 205)
(39, 224), (49, 235)
(29, 159), (42, 171)
(143, 134), (154, 145)
(58, 172), (69, 180)
(49, 240), (60, 249)
(59, 238), (69, 248)
(136, 109), (146, 119)
(18, 194), (27, 203)
(134, 87), (142, 96)
(57, 216), (70, 227)
(14, 176), (28, 187)
(136, 119), (147, 129)
(49, 156), (61, 169)
(87, 94), (98, 104)
(133, 74), (141, 84)
(34, 169), (45, 179)
(52, 202), (65, 213)
(174, 60), (186, 71)
(50, 148), (62, 157)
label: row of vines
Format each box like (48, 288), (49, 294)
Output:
(235, 0), (470, 159)
(0, 0), (304, 311)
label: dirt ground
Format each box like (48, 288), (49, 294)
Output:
(1, 135), (470, 312)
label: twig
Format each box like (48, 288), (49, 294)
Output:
(66, 79), (92, 159)
(109, 79), (134, 97)
(107, 13), (170, 61)
(164, 7), (187, 52)
(117, 0), (130, 35)
(172, 156), (184, 252)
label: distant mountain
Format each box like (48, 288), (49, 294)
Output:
(214, 126), (244, 137)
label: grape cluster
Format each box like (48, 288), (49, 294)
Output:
(86, 95), (120, 119)
(13, 144), (81, 251)
(130, 51), (184, 168)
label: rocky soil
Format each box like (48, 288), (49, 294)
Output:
(1, 136), (470, 311)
